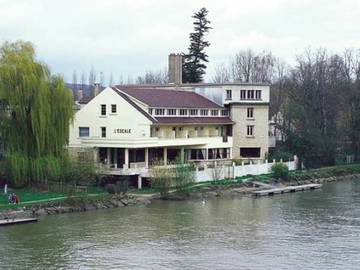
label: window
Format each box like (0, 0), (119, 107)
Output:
(247, 125), (254, 136)
(148, 108), (153, 115)
(167, 109), (177, 115)
(101, 104), (106, 116)
(247, 108), (254, 118)
(211, 110), (219, 116)
(179, 109), (188, 116)
(155, 109), (165, 115)
(256, 90), (262, 99)
(111, 104), (117, 113)
(247, 90), (254, 99)
(240, 90), (246, 99)
(200, 109), (208, 116)
(221, 110), (229, 116)
(172, 127), (176, 131)
(226, 89), (232, 100)
(190, 109), (198, 116)
(79, 127), (89, 137)
(101, 127), (106, 138)
(240, 147), (260, 158)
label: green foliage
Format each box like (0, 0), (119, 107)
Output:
(267, 147), (293, 162)
(115, 177), (129, 194)
(105, 184), (116, 194)
(182, 7), (212, 83)
(150, 159), (172, 198)
(172, 157), (196, 193)
(231, 158), (243, 166)
(271, 163), (289, 181)
(0, 41), (74, 187)
(63, 160), (101, 186)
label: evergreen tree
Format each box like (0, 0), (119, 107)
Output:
(0, 41), (74, 187)
(182, 7), (211, 83)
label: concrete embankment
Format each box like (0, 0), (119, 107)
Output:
(0, 195), (151, 220)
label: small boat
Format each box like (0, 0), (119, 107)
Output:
(0, 218), (38, 226)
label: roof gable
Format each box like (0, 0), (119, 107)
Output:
(116, 87), (223, 108)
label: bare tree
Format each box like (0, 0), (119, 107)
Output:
(231, 49), (275, 83)
(80, 71), (86, 90)
(99, 72), (105, 86)
(135, 68), (168, 84)
(109, 72), (114, 86)
(211, 49), (276, 84)
(72, 70), (77, 90)
(89, 67), (96, 86)
(212, 63), (231, 83)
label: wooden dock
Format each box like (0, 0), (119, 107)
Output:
(253, 183), (322, 197)
(0, 218), (38, 226)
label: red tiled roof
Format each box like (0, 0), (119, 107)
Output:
(111, 88), (156, 123)
(117, 87), (222, 108)
(78, 96), (93, 104)
(154, 117), (233, 124)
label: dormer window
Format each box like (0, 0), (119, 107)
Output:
(200, 109), (208, 116)
(148, 108), (153, 115)
(190, 109), (198, 116)
(167, 109), (177, 115)
(211, 110), (219, 116)
(221, 110), (229, 116)
(180, 109), (188, 115)
(155, 109), (165, 115)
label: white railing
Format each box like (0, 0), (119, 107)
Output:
(101, 156), (298, 182)
(195, 156), (298, 182)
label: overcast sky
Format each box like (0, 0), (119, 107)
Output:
(1, 0), (359, 84)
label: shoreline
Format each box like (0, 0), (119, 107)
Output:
(1, 173), (360, 220)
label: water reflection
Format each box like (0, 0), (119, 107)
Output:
(1, 178), (360, 269)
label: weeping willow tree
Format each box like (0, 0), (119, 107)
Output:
(0, 41), (74, 187)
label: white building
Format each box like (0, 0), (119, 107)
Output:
(68, 81), (270, 185)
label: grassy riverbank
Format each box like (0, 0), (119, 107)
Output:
(0, 187), (108, 210)
(1, 163), (360, 211)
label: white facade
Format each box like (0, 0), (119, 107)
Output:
(68, 83), (271, 184)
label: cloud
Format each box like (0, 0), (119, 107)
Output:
(0, 0), (359, 82)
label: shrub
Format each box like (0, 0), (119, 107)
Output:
(116, 178), (128, 194)
(150, 159), (172, 198)
(231, 158), (243, 166)
(105, 184), (116, 194)
(271, 163), (289, 181)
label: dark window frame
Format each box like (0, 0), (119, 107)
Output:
(79, 127), (90, 137)
(101, 104), (106, 116)
(111, 104), (117, 113)
(101, 127), (106, 138)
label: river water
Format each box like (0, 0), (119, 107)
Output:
(1, 178), (360, 269)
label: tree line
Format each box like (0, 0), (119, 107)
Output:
(212, 48), (360, 167)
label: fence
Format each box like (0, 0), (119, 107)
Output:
(195, 156), (298, 182)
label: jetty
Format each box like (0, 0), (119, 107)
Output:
(253, 183), (322, 197)
(0, 218), (38, 226)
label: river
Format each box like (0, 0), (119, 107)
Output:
(1, 178), (360, 269)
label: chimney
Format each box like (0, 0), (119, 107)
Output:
(168, 53), (182, 85)
(92, 82), (100, 97)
